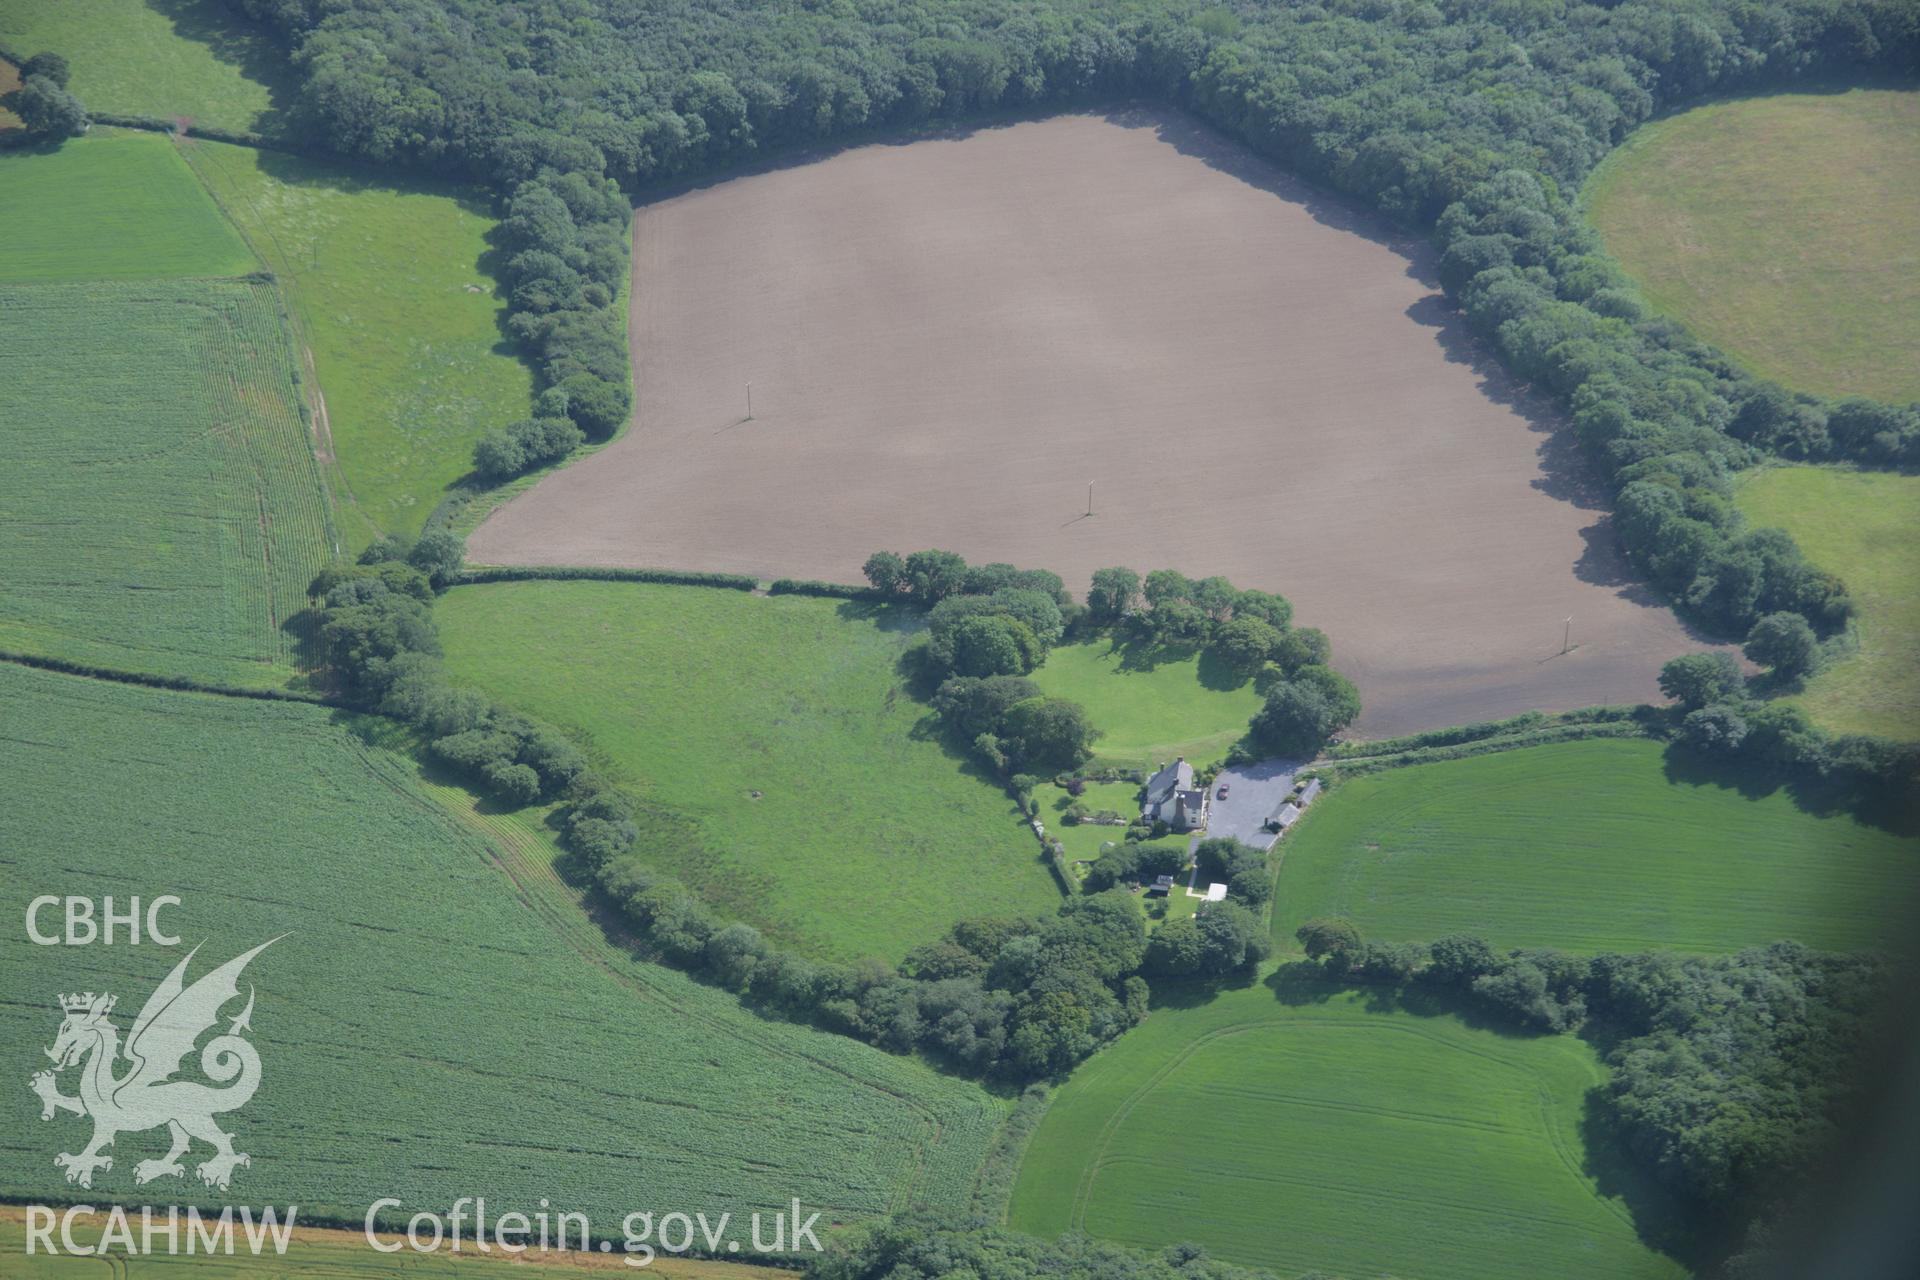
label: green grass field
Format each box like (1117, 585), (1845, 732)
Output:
(1584, 88), (1920, 402)
(0, 133), (255, 282)
(0, 0), (288, 135)
(1030, 638), (1260, 768)
(0, 277), (332, 684)
(436, 581), (1062, 960)
(182, 139), (532, 543)
(1737, 466), (1920, 739)
(1008, 980), (1684, 1280)
(0, 663), (1005, 1227)
(1271, 739), (1919, 955)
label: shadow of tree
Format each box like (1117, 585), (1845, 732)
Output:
(146, 0), (300, 136)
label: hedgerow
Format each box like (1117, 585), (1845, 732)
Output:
(454, 564), (759, 590)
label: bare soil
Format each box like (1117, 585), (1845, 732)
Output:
(470, 111), (1711, 737)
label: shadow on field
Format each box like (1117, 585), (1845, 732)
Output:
(1263, 961), (1714, 1268)
(1661, 740), (1920, 835)
(147, 0), (299, 136)
(1265, 960), (1558, 1041)
(1115, 107), (1432, 272)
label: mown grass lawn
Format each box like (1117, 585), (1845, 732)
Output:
(436, 581), (1062, 960)
(0, 132), (254, 282)
(1030, 637), (1260, 768)
(0, 0), (289, 135)
(183, 138), (532, 544)
(1584, 87), (1920, 402)
(1737, 465), (1920, 740)
(1271, 739), (1919, 955)
(1009, 979), (1685, 1280)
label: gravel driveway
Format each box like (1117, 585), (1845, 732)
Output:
(1204, 758), (1304, 851)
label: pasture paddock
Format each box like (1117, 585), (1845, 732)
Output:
(183, 139), (531, 543)
(0, 0), (287, 135)
(435, 580), (1061, 960)
(471, 111), (1707, 737)
(0, 664), (1004, 1227)
(1008, 980), (1685, 1280)
(1736, 465), (1920, 739)
(1585, 88), (1920, 403)
(1270, 739), (1920, 955)
(1030, 638), (1260, 768)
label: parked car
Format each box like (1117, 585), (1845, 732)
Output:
(1216, 784), (1230, 799)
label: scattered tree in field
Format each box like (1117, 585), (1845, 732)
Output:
(1683, 703), (1750, 753)
(1247, 664), (1361, 756)
(1295, 916), (1364, 968)
(1086, 566), (1140, 622)
(904, 549), (969, 605)
(21, 52), (71, 87)
(1744, 611), (1818, 680)
(407, 528), (467, 589)
(1272, 625), (1331, 672)
(998, 695), (1100, 772)
(1209, 615), (1282, 678)
(1658, 651), (1745, 710)
(948, 613), (1042, 677)
(862, 550), (908, 594)
(4, 73), (88, 138)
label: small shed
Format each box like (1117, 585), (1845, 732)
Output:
(1296, 777), (1323, 807)
(1203, 882), (1227, 902)
(1273, 802), (1302, 830)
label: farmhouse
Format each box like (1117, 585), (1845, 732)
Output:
(1142, 757), (1207, 831)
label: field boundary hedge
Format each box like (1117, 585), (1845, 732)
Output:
(452, 565), (759, 591)
(1321, 718), (1659, 779)
(0, 651), (336, 705)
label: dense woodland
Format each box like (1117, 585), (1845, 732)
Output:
(37, 2), (1915, 1274)
(213, 0), (1920, 651)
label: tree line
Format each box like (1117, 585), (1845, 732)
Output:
(1292, 916), (1895, 1256)
(213, 0), (1920, 640)
(303, 541), (1274, 1082)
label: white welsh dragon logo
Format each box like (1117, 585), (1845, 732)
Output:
(29, 939), (278, 1191)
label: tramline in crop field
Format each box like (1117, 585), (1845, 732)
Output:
(0, 277), (332, 685)
(0, 664), (1006, 1227)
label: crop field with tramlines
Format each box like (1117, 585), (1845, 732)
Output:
(1007, 980), (1684, 1280)
(0, 663), (1006, 1228)
(1270, 739), (1920, 956)
(0, 277), (332, 685)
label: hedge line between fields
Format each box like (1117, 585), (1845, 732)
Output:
(452, 565), (759, 591)
(0, 650), (336, 705)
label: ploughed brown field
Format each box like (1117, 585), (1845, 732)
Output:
(470, 112), (1710, 737)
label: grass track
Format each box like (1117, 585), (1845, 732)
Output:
(1736, 465), (1920, 739)
(0, 0), (287, 135)
(1030, 638), (1259, 768)
(1008, 981), (1685, 1280)
(0, 132), (254, 283)
(0, 277), (332, 685)
(1271, 739), (1919, 955)
(182, 138), (532, 543)
(436, 581), (1062, 961)
(0, 664), (1005, 1227)
(1584, 87), (1920, 402)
